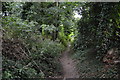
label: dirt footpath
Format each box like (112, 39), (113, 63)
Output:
(59, 44), (79, 78)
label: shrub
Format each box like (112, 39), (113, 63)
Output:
(2, 15), (65, 79)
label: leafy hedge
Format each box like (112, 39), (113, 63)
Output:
(2, 15), (65, 79)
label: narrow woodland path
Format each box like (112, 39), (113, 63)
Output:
(59, 44), (79, 78)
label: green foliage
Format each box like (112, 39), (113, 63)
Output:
(2, 56), (45, 78)
(20, 2), (78, 41)
(2, 7), (65, 79)
(40, 24), (57, 39)
(39, 39), (64, 56)
(2, 15), (37, 39)
(2, 2), (119, 79)
(72, 2), (120, 78)
(72, 50), (118, 78)
(75, 2), (120, 58)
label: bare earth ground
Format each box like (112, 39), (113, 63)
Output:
(59, 44), (79, 78)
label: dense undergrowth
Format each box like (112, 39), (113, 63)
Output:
(72, 49), (118, 78)
(2, 2), (120, 79)
(2, 15), (65, 79)
(72, 2), (120, 78)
